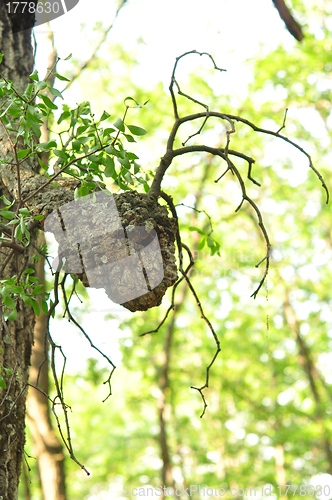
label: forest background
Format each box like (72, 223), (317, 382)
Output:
(14, 0), (332, 498)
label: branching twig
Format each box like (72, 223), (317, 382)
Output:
(160, 192), (221, 417)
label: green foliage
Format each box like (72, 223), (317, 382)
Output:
(0, 348), (12, 389)
(0, 57), (149, 324)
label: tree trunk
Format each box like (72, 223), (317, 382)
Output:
(0, 6), (36, 499)
(26, 236), (66, 500)
(0, 6), (74, 498)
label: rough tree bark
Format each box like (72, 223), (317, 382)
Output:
(0, 5), (75, 498)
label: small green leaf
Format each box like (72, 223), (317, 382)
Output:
(4, 368), (12, 376)
(53, 72), (70, 82)
(104, 127), (115, 135)
(189, 226), (205, 235)
(57, 110), (70, 124)
(36, 140), (57, 151)
(33, 215), (44, 221)
(104, 157), (116, 178)
(19, 208), (30, 216)
(124, 96), (140, 107)
(48, 87), (63, 99)
(40, 95), (58, 110)
(0, 54), (3, 65)
(100, 111), (110, 121)
(3, 294), (15, 310)
(50, 299), (56, 318)
(53, 149), (68, 161)
(197, 238), (206, 250)
(123, 171), (134, 184)
(104, 145), (117, 155)
(126, 124), (147, 136)
(118, 157), (131, 169)
(14, 224), (22, 241)
(0, 376), (6, 389)
(0, 195), (12, 206)
(29, 70), (39, 81)
(123, 134), (136, 143)
(0, 210), (15, 219)
(113, 118), (125, 132)
(17, 148), (31, 159)
(32, 284), (45, 295)
(20, 216), (25, 233)
(41, 300), (48, 315)
(64, 53), (72, 61)
(23, 268), (35, 275)
(21, 294), (33, 306)
(31, 299), (40, 316)
(7, 306), (17, 321)
(36, 81), (47, 91)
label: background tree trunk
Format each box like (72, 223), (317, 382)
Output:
(27, 236), (66, 500)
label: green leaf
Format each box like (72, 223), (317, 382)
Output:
(53, 72), (70, 82)
(207, 237), (214, 248)
(31, 299), (40, 316)
(48, 87), (64, 99)
(104, 157), (116, 178)
(118, 157), (131, 169)
(100, 111), (110, 121)
(3, 294), (15, 310)
(0, 54), (3, 65)
(33, 215), (44, 221)
(0, 195), (12, 206)
(78, 137), (91, 144)
(57, 110), (70, 124)
(0, 211), (15, 219)
(23, 268), (35, 275)
(17, 148), (30, 159)
(104, 145), (117, 155)
(19, 208), (30, 216)
(123, 171), (134, 184)
(53, 149), (68, 161)
(126, 124), (147, 136)
(197, 238), (206, 250)
(123, 134), (136, 143)
(4, 368), (12, 376)
(14, 224), (22, 241)
(113, 118), (125, 132)
(32, 284), (45, 295)
(36, 81), (47, 91)
(0, 376), (6, 389)
(20, 216), (25, 233)
(40, 95), (58, 110)
(124, 96), (140, 107)
(64, 53), (72, 61)
(7, 306), (17, 321)
(29, 70), (39, 81)
(189, 226), (205, 235)
(104, 128), (115, 135)
(50, 299), (55, 318)
(6, 285), (23, 294)
(21, 294), (33, 306)
(41, 300), (48, 315)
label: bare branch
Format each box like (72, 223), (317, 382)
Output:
(272, 0), (304, 41)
